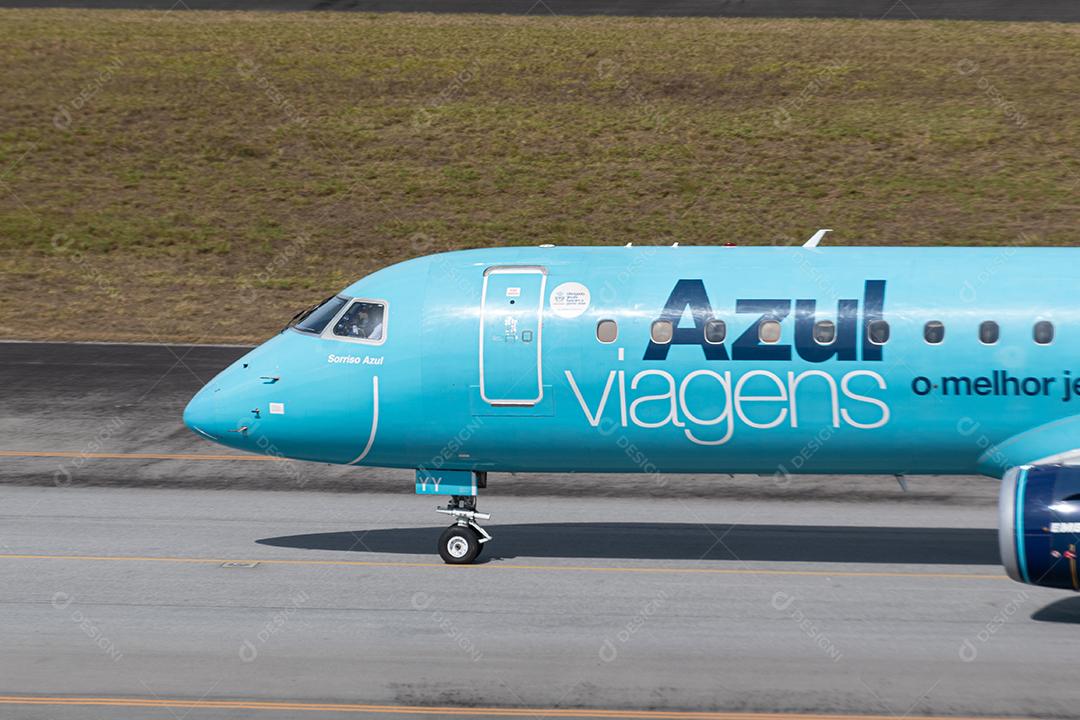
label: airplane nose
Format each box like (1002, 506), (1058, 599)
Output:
(183, 387), (220, 440)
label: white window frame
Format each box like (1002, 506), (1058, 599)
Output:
(321, 297), (390, 346)
(596, 319), (619, 344)
(923, 320), (946, 346)
(704, 319), (727, 345)
(867, 320), (890, 346)
(651, 320), (674, 345)
(759, 319), (782, 345)
(1033, 319), (1055, 346)
(978, 320), (1000, 346)
(812, 319), (836, 346)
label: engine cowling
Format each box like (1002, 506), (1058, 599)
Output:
(1000, 464), (1080, 590)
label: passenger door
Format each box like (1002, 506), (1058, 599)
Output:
(479, 266), (546, 406)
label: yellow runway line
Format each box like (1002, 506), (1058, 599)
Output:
(0, 696), (1034, 719)
(0, 553), (1008, 580)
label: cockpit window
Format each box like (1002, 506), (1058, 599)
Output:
(290, 296), (348, 334)
(333, 301), (386, 342)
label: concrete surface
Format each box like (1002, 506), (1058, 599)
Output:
(0, 485), (1074, 719)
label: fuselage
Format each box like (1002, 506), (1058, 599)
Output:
(183, 246), (1080, 478)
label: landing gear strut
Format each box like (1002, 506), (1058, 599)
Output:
(436, 492), (491, 565)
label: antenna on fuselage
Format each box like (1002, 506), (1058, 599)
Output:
(803, 228), (832, 248)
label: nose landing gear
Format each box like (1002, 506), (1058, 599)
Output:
(416, 469), (491, 565)
(436, 495), (492, 565)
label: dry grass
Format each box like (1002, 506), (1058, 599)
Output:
(0, 9), (1078, 342)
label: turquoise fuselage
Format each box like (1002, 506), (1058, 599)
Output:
(183, 246), (1080, 479)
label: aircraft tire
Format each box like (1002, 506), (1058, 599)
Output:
(438, 525), (481, 564)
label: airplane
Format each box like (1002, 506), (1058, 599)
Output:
(182, 236), (1080, 589)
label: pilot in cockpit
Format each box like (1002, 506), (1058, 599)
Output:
(335, 302), (384, 341)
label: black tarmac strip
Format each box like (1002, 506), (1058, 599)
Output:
(0, 0), (1076, 20)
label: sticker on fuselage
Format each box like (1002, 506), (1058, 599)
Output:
(549, 282), (591, 318)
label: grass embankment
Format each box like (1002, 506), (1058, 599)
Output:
(0, 10), (1077, 342)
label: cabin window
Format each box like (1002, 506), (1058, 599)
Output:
(333, 300), (386, 342)
(704, 319), (726, 344)
(812, 320), (836, 345)
(1034, 320), (1054, 345)
(291, 295), (348, 334)
(924, 321), (945, 345)
(596, 319), (618, 344)
(979, 321), (1000, 345)
(867, 320), (890, 345)
(759, 320), (782, 344)
(651, 320), (673, 344)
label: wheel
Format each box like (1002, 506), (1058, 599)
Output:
(438, 525), (481, 564)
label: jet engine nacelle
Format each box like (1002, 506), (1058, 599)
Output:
(1000, 464), (1080, 590)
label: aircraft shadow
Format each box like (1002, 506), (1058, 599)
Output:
(1032, 597), (1080, 624)
(257, 523), (999, 565)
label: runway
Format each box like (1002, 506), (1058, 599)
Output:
(0, 0), (1076, 20)
(1, 485), (1076, 720)
(0, 341), (1076, 718)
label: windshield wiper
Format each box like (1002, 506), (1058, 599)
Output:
(282, 301), (320, 333)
